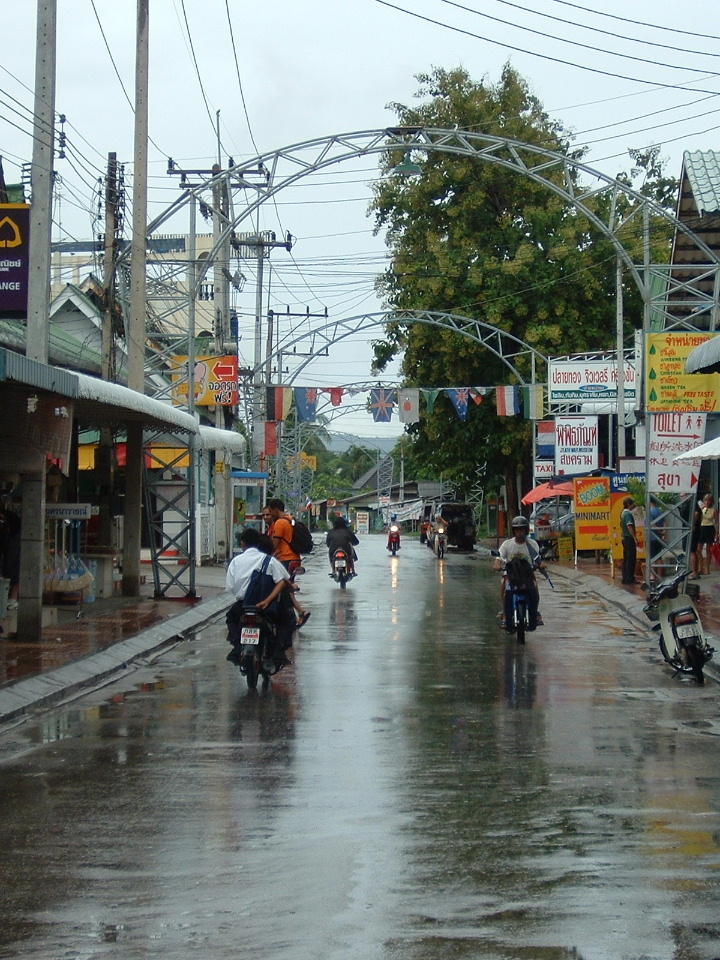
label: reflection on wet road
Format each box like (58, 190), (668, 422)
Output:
(0, 537), (719, 959)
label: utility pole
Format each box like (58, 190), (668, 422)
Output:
(17, 0), (56, 641)
(212, 162), (232, 560)
(122, 0), (149, 597)
(97, 152), (118, 550)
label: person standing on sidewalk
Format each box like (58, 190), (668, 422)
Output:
(698, 493), (719, 576)
(620, 497), (639, 585)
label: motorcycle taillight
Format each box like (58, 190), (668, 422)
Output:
(244, 613), (258, 626)
(673, 610), (697, 626)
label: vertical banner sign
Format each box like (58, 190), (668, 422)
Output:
(555, 416), (599, 475)
(648, 412), (706, 494)
(645, 332), (719, 411)
(0, 203), (30, 318)
(573, 476), (611, 550)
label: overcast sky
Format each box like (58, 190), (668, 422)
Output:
(3, 0), (719, 437)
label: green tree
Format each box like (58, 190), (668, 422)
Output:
(370, 66), (676, 508)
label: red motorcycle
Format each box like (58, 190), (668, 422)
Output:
(387, 523), (401, 556)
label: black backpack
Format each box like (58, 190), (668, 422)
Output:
(287, 518), (314, 555)
(244, 555), (279, 611)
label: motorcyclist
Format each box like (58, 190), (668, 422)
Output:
(225, 527), (291, 668)
(493, 515), (544, 627)
(386, 514), (401, 552)
(326, 516), (359, 575)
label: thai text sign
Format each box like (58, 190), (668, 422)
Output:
(171, 355), (238, 406)
(555, 416), (599, 474)
(573, 476), (611, 549)
(0, 204), (30, 318)
(645, 332), (719, 412)
(548, 358), (636, 401)
(648, 411), (705, 493)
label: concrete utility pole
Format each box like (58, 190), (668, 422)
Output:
(17, 0), (56, 641)
(122, 0), (149, 596)
(97, 152), (118, 551)
(212, 163), (232, 560)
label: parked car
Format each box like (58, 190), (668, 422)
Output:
(430, 502), (476, 551)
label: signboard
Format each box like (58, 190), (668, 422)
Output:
(356, 511), (370, 535)
(548, 357), (636, 401)
(0, 203), (30, 318)
(555, 416), (599, 474)
(573, 476), (611, 549)
(171, 355), (239, 406)
(648, 412), (706, 493)
(645, 332), (719, 412)
(45, 503), (93, 520)
(534, 459), (554, 480)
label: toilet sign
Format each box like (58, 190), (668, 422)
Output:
(648, 412), (706, 493)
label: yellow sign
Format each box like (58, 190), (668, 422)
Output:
(573, 476), (611, 549)
(285, 452), (317, 471)
(171, 355), (238, 406)
(645, 332), (720, 412)
(557, 537), (574, 561)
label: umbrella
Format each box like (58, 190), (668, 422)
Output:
(674, 436), (720, 461)
(521, 480), (574, 504)
(685, 336), (720, 374)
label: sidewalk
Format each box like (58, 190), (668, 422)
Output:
(0, 555), (717, 727)
(0, 563), (233, 725)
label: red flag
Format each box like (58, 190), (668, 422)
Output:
(264, 421), (278, 456)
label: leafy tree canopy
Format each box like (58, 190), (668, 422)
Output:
(370, 65), (676, 504)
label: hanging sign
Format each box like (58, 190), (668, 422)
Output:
(548, 358), (636, 401)
(645, 332), (719, 412)
(0, 203), (30, 318)
(555, 416), (599, 474)
(648, 412), (706, 493)
(171, 355), (238, 406)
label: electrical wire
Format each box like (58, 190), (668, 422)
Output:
(177, 0), (226, 151)
(370, 0), (720, 97)
(544, 0), (720, 42)
(224, 0), (260, 156)
(445, 0), (720, 61)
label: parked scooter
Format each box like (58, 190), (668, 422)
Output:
(226, 603), (282, 690)
(387, 523), (401, 556)
(331, 547), (354, 589)
(643, 571), (714, 684)
(492, 550), (554, 644)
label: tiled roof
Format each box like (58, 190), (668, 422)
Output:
(683, 150), (720, 216)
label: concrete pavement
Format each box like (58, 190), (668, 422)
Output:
(1, 552), (717, 727)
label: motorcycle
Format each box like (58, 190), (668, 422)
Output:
(493, 550), (554, 645)
(643, 571), (714, 684)
(387, 524), (401, 556)
(331, 547), (353, 589)
(226, 602), (283, 690)
(434, 524), (447, 559)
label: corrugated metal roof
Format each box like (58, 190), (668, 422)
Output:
(683, 151), (720, 216)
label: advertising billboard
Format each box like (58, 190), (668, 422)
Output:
(548, 358), (636, 402)
(0, 203), (30, 318)
(645, 332), (719, 412)
(555, 416), (599, 474)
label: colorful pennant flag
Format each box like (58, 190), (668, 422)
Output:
(294, 387), (318, 423)
(470, 386), (490, 405)
(422, 388), (441, 414)
(322, 387), (345, 407)
(266, 386), (293, 421)
(537, 420), (555, 458)
(263, 421), (278, 456)
(370, 388), (395, 422)
(495, 385), (520, 416)
(398, 387), (420, 424)
(521, 384), (544, 420)
(446, 388), (470, 421)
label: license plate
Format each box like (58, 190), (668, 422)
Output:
(241, 627), (261, 645)
(676, 624), (700, 640)
(335, 561), (346, 570)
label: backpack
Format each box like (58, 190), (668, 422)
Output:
(243, 555), (279, 611)
(287, 518), (314, 555)
(505, 555), (536, 588)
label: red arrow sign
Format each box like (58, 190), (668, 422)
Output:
(213, 361), (236, 380)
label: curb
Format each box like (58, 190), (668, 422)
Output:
(0, 593), (235, 726)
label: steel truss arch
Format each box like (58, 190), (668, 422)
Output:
(144, 126), (720, 306)
(256, 310), (544, 386)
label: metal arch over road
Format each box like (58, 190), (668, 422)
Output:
(147, 126), (720, 315)
(254, 310), (545, 386)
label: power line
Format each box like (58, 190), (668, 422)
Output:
(371, 0), (720, 97)
(544, 0), (720, 43)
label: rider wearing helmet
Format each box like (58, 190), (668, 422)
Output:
(493, 515), (544, 626)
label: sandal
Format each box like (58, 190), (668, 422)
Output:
(298, 611), (311, 627)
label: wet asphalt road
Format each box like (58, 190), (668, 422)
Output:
(0, 536), (719, 960)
